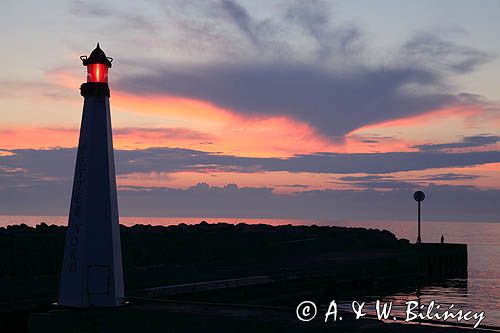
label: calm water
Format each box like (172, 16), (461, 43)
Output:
(1, 216), (499, 327)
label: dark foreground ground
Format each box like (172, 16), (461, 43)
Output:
(0, 222), (475, 332)
(30, 299), (499, 333)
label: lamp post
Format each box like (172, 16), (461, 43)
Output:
(414, 191), (425, 244)
(58, 43), (124, 307)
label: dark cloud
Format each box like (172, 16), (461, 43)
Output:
(69, 0), (157, 33)
(69, 0), (112, 17)
(336, 173), (482, 190)
(3, 147), (500, 180)
(277, 184), (310, 189)
(115, 63), (454, 137)
(0, 166), (30, 188)
(0, 81), (73, 100)
(419, 173), (480, 181)
(414, 135), (500, 151)
(0, 179), (498, 221)
(403, 33), (494, 74)
(104, 1), (496, 139)
(337, 175), (418, 189)
(0, 148), (76, 182)
(219, 0), (260, 46)
(338, 175), (391, 181)
(338, 172), (480, 183)
(1, 148), (499, 220)
(345, 180), (419, 189)
(285, 0), (362, 59)
(66, 1), (496, 139)
(260, 150), (500, 174)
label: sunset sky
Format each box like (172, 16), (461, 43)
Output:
(1, 0), (499, 221)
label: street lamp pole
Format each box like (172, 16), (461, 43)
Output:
(414, 191), (425, 244)
(417, 200), (421, 243)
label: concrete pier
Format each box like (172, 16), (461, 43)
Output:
(416, 243), (468, 279)
(134, 243), (468, 301)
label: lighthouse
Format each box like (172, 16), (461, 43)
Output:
(58, 43), (124, 307)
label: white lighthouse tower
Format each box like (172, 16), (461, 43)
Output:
(58, 43), (124, 307)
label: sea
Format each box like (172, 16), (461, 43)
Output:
(1, 215), (499, 327)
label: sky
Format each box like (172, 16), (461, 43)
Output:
(1, 0), (499, 221)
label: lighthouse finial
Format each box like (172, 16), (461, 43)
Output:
(82, 43), (112, 68)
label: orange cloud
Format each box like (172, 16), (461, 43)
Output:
(0, 126), (213, 150)
(0, 121), (332, 157)
(111, 91), (349, 157)
(0, 127), (77, 149)
(354, 107), (480, 131)
(349, 105), (498, 152)
(0, 150), (15, 157)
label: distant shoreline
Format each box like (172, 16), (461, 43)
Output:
(1, 215), (498, 228)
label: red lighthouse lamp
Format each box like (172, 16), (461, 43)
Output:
(80, 43), (113, 83)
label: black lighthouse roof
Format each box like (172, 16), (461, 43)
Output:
(81, 43), (113, 67)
